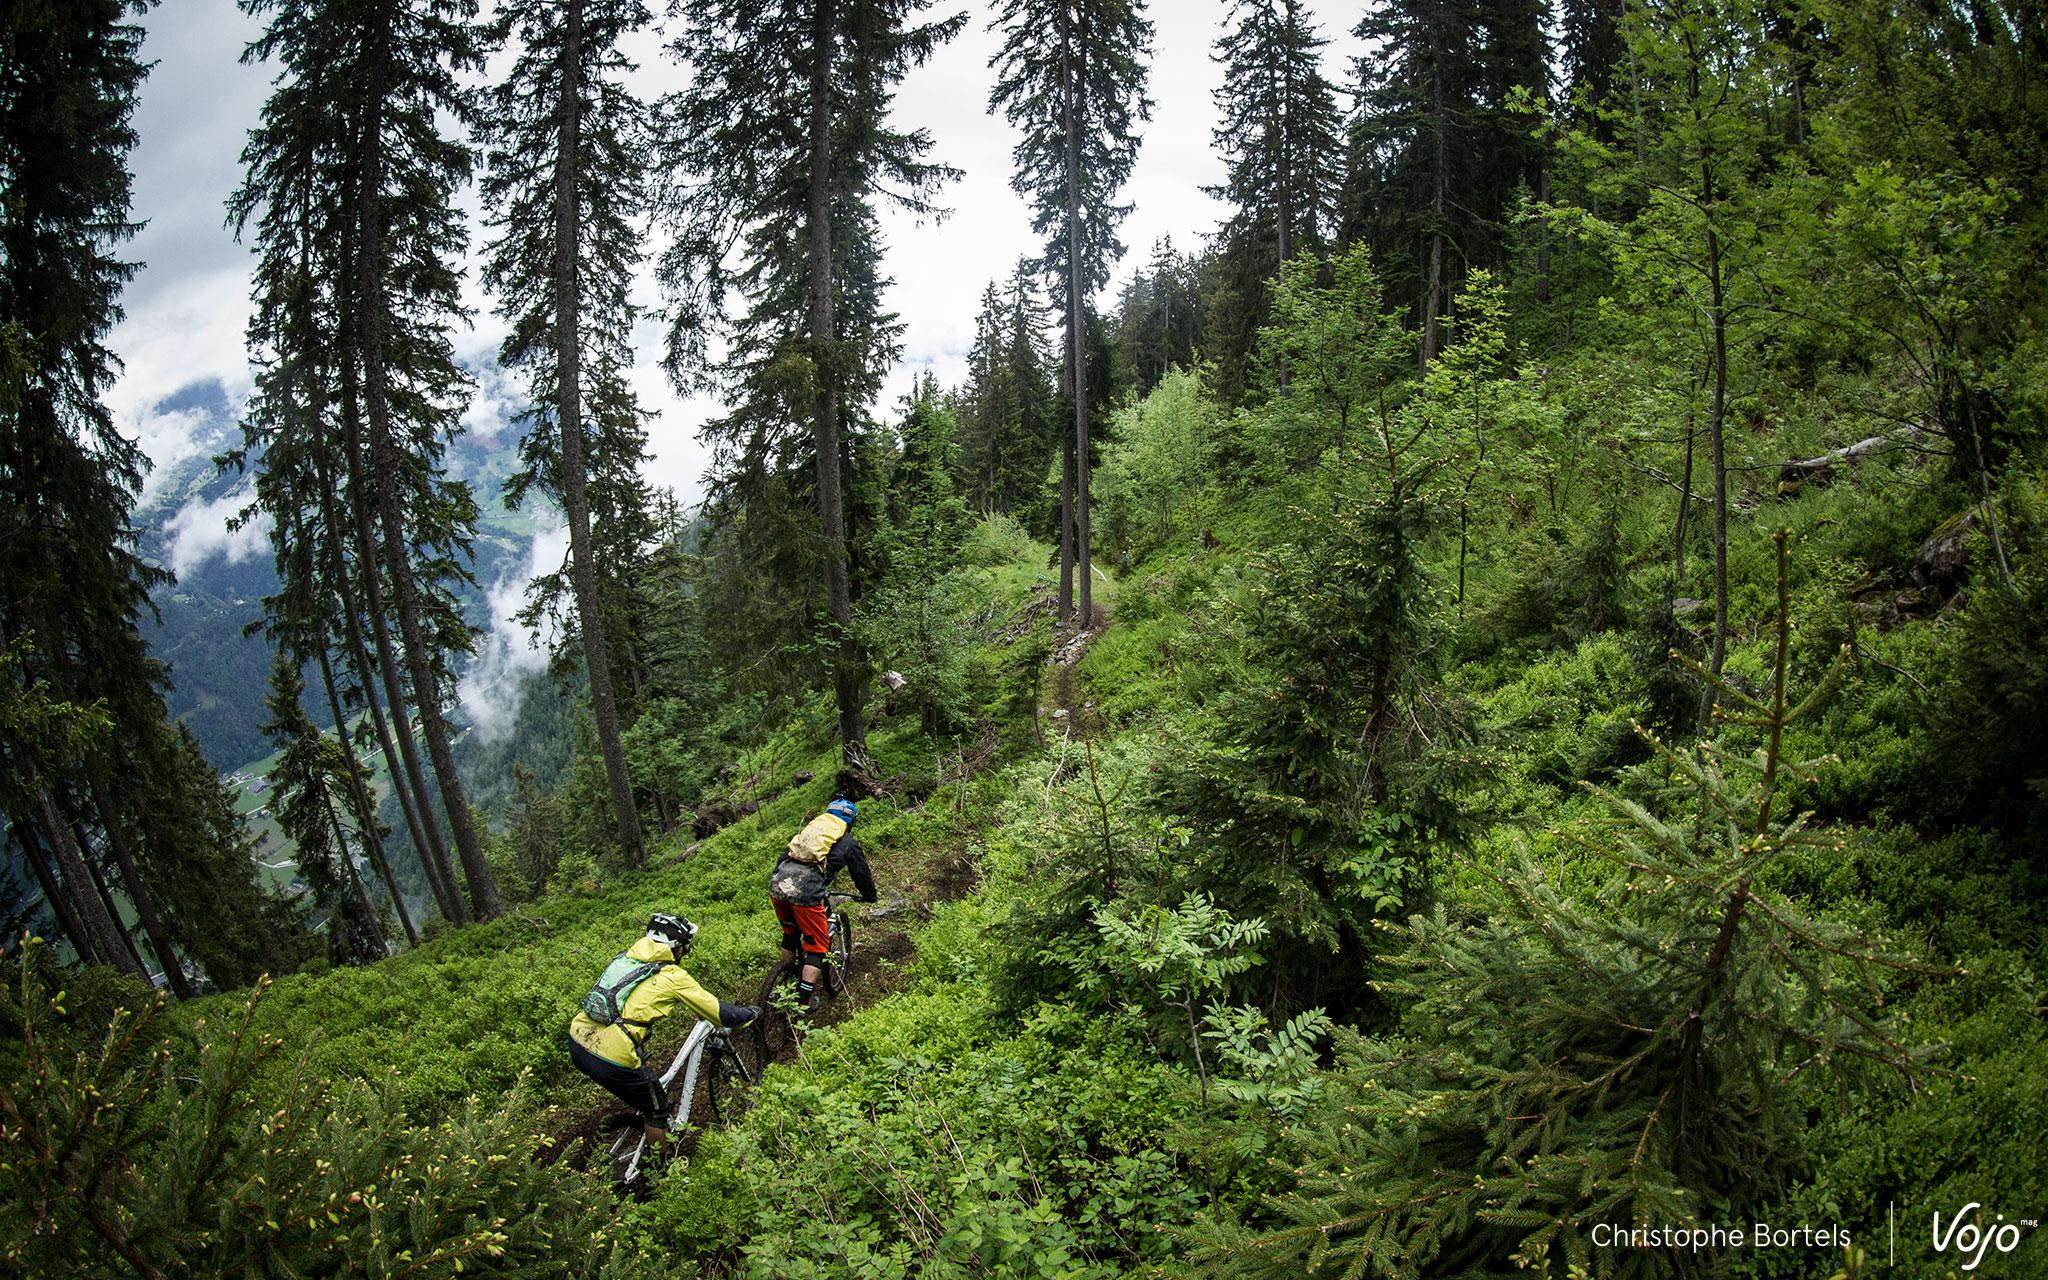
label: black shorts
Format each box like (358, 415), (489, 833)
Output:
(567, 1034), (670, 1130)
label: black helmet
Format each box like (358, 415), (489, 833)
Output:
(647, 912), (697, 955)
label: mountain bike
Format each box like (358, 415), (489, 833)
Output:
(756, 891), (857, 1057)
(608, 1020), (760, 1190)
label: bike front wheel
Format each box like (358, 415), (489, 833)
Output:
(829, 909), (854, 990)
(703, 1040), (758, 1126)
(755, 958), (800, 1058)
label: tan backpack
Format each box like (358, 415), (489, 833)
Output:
(785, 811), (849, 866)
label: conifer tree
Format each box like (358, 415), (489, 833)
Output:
(1559, 0), (1624, 138)
(1107, 237), (1200, 401)
(1207, 0), (1341, 391)
(1349, 0), (1549, 367)
(660, 0), (963, 771)
(959, 260), (1059, 516)
(990, 0), (1153, 631)
(481, 0), (656, 869)
(236, 0), (504, 918)
(863, 376), (973, 737)
(1190, 535), (1937, 1279)
(4, 0), (294, 987)
(228, 195), (426, 941)
(1160, 243), (1452, 1018)
(260, 653), (388, 965)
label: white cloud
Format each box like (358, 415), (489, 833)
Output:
(164, 487), (272, 577)
(457, 522), (571, 742)
(461, 356), (521, 443)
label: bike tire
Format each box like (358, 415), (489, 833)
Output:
(703, 1041), (757, 1126)
(830, 909), (854, 989)
(755, 958), (800, 1058)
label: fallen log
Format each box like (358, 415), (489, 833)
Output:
(1777, 433), (1894, 496)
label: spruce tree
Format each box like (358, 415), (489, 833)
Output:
(232, 94), (466, 930)
(863, 374), (973, 737)
(1161, 248), (1456, 1018)
(1207, 0), (1341, 393)
(481, 0), (656, 869)
(1559, 0), (1625, 138)
(1348, 0), (1549, 367)
(958, 259), (1058, 517)
(236, 0), (504, 918)
(1189, 536), (1937, 1279)
(990, 0), (1153, 631)
(659, 0), (963, 772)
(259, 652), (387, 965)
(3, 0), (292, 987)
(1107, 237), (1200, 401)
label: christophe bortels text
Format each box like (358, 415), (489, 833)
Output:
(1590, 1223), (1852, 1252)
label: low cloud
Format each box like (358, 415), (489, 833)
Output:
(460, 352), (520, 443)
(457, 522), (570, 742)
(164, 487), (272, 578)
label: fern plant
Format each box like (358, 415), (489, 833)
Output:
(1189, 532), (1943, 1279)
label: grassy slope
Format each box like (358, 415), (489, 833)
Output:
(155, 443), (2048, 1275)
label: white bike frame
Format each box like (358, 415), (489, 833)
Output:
(613, 1019), (717, 1186)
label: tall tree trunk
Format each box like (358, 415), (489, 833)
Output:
(87, 768), (195, 998)
(1059, 438), (1075, 626)
(33, 784), (142, 977)
(16, 823), (97, 966)
(806, 0), (868, 766)
(67, 806), (149, 976)
(314, 637), (418, 945)
(355, 16), (502, 919)
(1420, 20), (1448, 371)
(1695, 71), (1730, 731)
(1276, 29), (1291, 395)
(1061, 1), (1092, 632)
(310, 727), (388, 959)
(553, 0), (645, 869)
(1674, 362), (1702, 587)
(334, 371), (466, 924)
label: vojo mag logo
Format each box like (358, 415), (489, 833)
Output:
(1928, 1203), (2039, 1271)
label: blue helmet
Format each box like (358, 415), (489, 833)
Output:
(827, 798), (857, 824)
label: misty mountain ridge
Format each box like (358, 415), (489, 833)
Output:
(132, 369), (561, 771)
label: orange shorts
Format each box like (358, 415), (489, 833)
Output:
(773, 900), (829, 957)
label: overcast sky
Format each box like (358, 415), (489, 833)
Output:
(108, 0), (1366, 715)
(111, 0), (1367, 498)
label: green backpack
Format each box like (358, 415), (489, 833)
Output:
(580, 951), (669, 1027)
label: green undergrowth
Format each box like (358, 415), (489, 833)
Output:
(65, 407), (2048, 1279)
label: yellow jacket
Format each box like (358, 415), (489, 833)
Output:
(567, 936), (724, 1068)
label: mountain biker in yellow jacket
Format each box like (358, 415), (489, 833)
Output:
(768, 797), (877, 1014)
(567, 913), (757, 1150)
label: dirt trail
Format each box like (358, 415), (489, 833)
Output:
(539, 845), (965, 1179)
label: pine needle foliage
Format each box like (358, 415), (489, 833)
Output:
(1189, 533), (1944, 1279)
(0, 938), (624, 1279)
